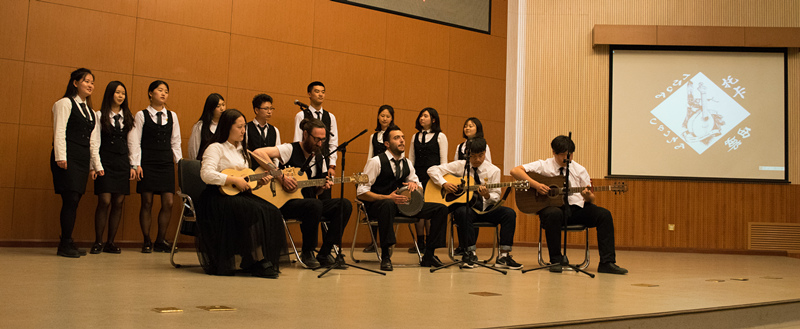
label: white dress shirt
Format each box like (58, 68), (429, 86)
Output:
(127, 106), (182, 166)
(407, 130), (448, 166)
(200, 141), (248, 186)
(187, 120), (217, 160)
(357, 150), (420, 197)
(89, 110), (127, 172)
(521, 157), (591, 208)
(292, 106), (338, 167)
(248, 119), (281, 167)
(454, 142), (492, 164)
(427, 159), (501, 210)
(51, 96), (102, 168)
(275, 143), (328, 178)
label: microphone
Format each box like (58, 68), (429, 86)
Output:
(294, 100), (309, 108)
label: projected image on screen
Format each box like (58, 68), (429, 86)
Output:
(609, 47), (786, 182)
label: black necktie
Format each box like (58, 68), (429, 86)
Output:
(315, 111), (321, 120)
(471, 169), (484, 210)
(391, 159), (402, 180)
(79, 103), (90, 120)
(258, 125), (267, 140)
(559, 167), (564, 176)
(421, 131), (427, 143)
(156, 112), (163, 125)
(113, 114), (121, 131)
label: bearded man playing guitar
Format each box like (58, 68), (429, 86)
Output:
(252, 118), (352, 269)
(510, 135), (628, 275)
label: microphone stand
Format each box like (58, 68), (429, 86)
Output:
(430, 140), (506, 274)
(523, 132), (594, 278)
(318, 129), (385, 278)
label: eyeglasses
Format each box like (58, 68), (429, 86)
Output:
(258, 107), (276, 111)
(310, 135), (327, 143)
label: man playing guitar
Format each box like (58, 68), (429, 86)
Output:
(510, 135), (627, 275)
(356, 125), (448, 271)
(427, 137), (522, 270)
(252, 118), (352, 268)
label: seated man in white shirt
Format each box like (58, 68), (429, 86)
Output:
(510, 135), (628, 275)
(427, 138), (522, 269)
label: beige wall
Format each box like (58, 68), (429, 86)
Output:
(0, 0), (508, 244)
(507, 0), (800, 251)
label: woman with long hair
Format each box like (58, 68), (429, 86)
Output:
(407, 107), (448, 253)
(90, 81), (134, 254)
(128, 80), (181, 253)
(196, 109), (285, 278)
(454, 117), (492, 162)
(50, 68), (101, 258)
(188, 93), (225, 160)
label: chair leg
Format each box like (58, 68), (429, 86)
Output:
(484, 226), (498, 264)
(170, 212), (185, 268)
(537, 225), (546, 266)
(406, 223), (422, 262)
(448, 217), (457, 262)
(578, 229), (590, 270)
(283, 219), (305, 267)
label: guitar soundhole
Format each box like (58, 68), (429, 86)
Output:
(547, 186), (559, 198)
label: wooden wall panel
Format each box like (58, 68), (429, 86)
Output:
(227, 34), (313, 97)
(25, 1), (136, 74)
(0, 188), (14, 239)
(231, 0), (315, 46)
(385, 15), (450, 70)
(0, 124), (19, 188)
(3, 0), (507, 246)
(137, 0), (232, 32)
(491, 0), (509, 38)
(0, 0), (28, 61)
(133, 20), (230, 86)
(312, 0), (386, 58)
(383, 61), (449, 113)
(0, 59), (24, 124)
(447, 71), (505, 120)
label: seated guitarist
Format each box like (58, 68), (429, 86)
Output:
(356, 125), (448, 271)
(509, 135), (627, 275)
(427, 137), (522, 270)
(252, 118), (352, 268)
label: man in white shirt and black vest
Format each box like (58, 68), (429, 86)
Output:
(293, 81), (338, 178)
(253, 118), (352, 269)
(247, 94), (280, 169)
(510, 135), (628, 275)
(356, 125), (448, 271)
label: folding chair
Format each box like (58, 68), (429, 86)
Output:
(447, 213), (500, 263)
(537, 224), (590, 270)
(350, 199), (422, 264)
(171, 159), (206, 268)
(283, 217), (335, 268)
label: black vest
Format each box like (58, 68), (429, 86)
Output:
(65, 98), (96, 147)
(99, 117), (128, 155)
(247, 121), (277, 150)
(303, 109), (332, 157)
(412, 131), (440, 183)
(456, 141), (466, 160)
(371, 132), (386, 157)
(141, 109), (173, 151)
(370, 153), (410, 196)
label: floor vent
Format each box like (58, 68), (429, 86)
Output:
(748, 222), (800, 251)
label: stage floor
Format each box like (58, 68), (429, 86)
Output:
(1, 246), (799, 328)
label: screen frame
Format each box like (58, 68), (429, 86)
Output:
(331, 0), (492, 34)
(607, 45), (789, 184)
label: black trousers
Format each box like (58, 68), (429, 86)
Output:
(280, 199), (322, 252)
(318, 198), (352, 255)
(453, 205), (516, 250)
(366, 200), (447, 251)
(538, 204), (616, 264)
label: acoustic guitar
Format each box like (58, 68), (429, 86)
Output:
(219, 167), (271, 195)
(515, 172), (627, 214)
(251, 167), (368, 208)
(424, 174), (529, 207)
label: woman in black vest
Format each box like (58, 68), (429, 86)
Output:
(90, 81), (134, 254)
(50, 68), (101, 258)
(407, 107), (448, 253)
(129, 80), (182, 253)
(196, 109), (285, 278)
(454, 117), (492, 163)
(363, 104), (395, 252)
(188, 93), (225, 160)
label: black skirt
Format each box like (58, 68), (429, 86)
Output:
(136, 148), (175, 194)
(50, 142), (90, 195)
(94, 150), (131, 195)
(195, 186), (286, 276)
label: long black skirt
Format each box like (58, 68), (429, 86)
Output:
(195, 186), (285, 276)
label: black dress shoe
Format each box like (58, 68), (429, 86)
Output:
(90, 242), (103, 254)
(103, 242), (121, 254)
(153, 239), (172, 253)
(250, 260), (279, 279)
(549, 255), (567, 272)
(380, 258), (393, 271)
(420, 255), (444, 268)
(57, 239), (82, 258)
(362, 244), (376, 253)
(141, 239), (152, 253)
(598, 262), (628, 275)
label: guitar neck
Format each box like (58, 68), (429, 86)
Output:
(246, 172), (270, 181)
(297, 176), (354, 188)
(564, 185), (617, 194)
(467, 181), (519, 191)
